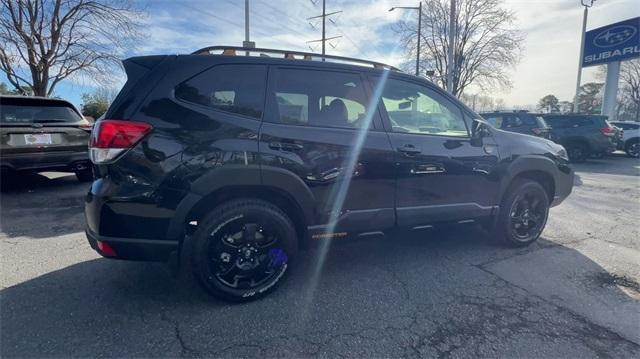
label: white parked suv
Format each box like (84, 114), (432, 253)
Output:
(610, 121), (640, 158)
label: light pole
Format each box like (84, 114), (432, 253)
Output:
(390, 2), (422, 76)
(446, 0), (455, 94)
(573, 0), (596, 112)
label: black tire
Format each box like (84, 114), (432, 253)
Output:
(565, 143), (588, 163)
(75, 168), (93, 182)
(191, 199), (298, 302)
(494, 179), (549, 247)
(625, 139), (640, 158)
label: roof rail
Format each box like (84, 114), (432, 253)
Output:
(191, 46), (401, 72)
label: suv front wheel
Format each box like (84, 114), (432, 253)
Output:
(494, 179), (549, 247)
(191, 199), (298, 302)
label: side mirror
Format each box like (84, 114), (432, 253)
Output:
(470, 120), (490, 146)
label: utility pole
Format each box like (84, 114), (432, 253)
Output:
(242, 0), (255, 50)
(446, 0), (456, 94)
(573, 0), (596, 112)
(389, 2), (422, 76)
(307, 0), (342, 56)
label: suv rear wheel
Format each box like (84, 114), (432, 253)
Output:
(191, 199), (298, 302)
(495, 179), (549, 247)
(565, 142), (588, 163)
(625, 139), (640, 158)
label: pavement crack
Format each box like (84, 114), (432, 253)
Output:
(160, 310), (197, 357)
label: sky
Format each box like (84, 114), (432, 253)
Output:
(3, 0), (639, 109)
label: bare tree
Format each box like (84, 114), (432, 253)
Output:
(619, 59), (640, 121)
(394, 0), (524, 97)
(0, 0), (144, 97)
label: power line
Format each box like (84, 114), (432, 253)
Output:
(331, 22), (364, 54)
(306, 0), (342, 56)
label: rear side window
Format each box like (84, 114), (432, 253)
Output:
(0, 99), (81, 124)
(504, 115), (524, 128)
(545, 116), (591, 128)
(270, 68), (371, 129)
(482, 114), (505, 128)
(576, 117), (594, 126)
(518, 115), (536, 126)
(175, 64), (266, 119)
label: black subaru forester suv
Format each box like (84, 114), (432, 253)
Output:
(85, 46), (573, 302)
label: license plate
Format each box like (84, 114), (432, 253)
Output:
(24, 133), (52, 145)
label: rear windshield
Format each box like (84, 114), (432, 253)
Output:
(0, 100), (81, 124)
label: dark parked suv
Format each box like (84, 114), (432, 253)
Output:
(85, 46), (574, 301)
(1, 95), (93, 181)
(541, 114), (617, 162)
(480, 111), (552, 139)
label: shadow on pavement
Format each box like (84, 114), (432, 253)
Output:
(1, 171), (83, 192)
(0, 172), (87, 239)
(2, 227), (638, 357)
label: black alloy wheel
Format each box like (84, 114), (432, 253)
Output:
(208, 220), (287, 290)
(509, 191), (546, 241)
(191, 199), (297, 302)
(496, 179), (549, 247)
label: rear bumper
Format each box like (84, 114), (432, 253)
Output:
(1, 150), (89, 172)
(86, 228), (178, 261)
(589, 139), (616, 154)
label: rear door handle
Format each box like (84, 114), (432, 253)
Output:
(269, 141), (304, 152)
(411, 164), (445, 174)
(397, 144), (421, 155)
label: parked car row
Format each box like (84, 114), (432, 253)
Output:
(480, 110), (638, 162)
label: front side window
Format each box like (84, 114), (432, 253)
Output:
(380, 78), (468, 137)
(175, 64), (266, 119)
(271, 69), (371, 129)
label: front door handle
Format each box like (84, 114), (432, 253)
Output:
(269, 141), (304, 152)
(397, 144), (421, 155)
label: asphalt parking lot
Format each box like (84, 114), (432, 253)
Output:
(1, 153), (639, 358)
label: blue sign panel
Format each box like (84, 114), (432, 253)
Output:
(582, 17), (640, 67)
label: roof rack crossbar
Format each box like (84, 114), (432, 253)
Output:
(192, 46), (401, 72)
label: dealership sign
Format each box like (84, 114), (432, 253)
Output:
(582, 17), (640, 67)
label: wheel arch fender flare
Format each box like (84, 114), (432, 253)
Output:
(498, 155), (559, 203)
(166, 165), (316, 239)
(625, 137), (640, 145)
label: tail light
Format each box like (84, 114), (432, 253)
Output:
(89, 119), (152, 164)
(599, 127), (616, 137)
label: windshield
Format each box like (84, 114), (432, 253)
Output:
(0, 104), (81, 124)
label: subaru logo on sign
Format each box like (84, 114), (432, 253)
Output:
(593, 25), (637, 48)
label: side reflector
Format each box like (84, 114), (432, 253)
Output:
(96, 240), (117, 257)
